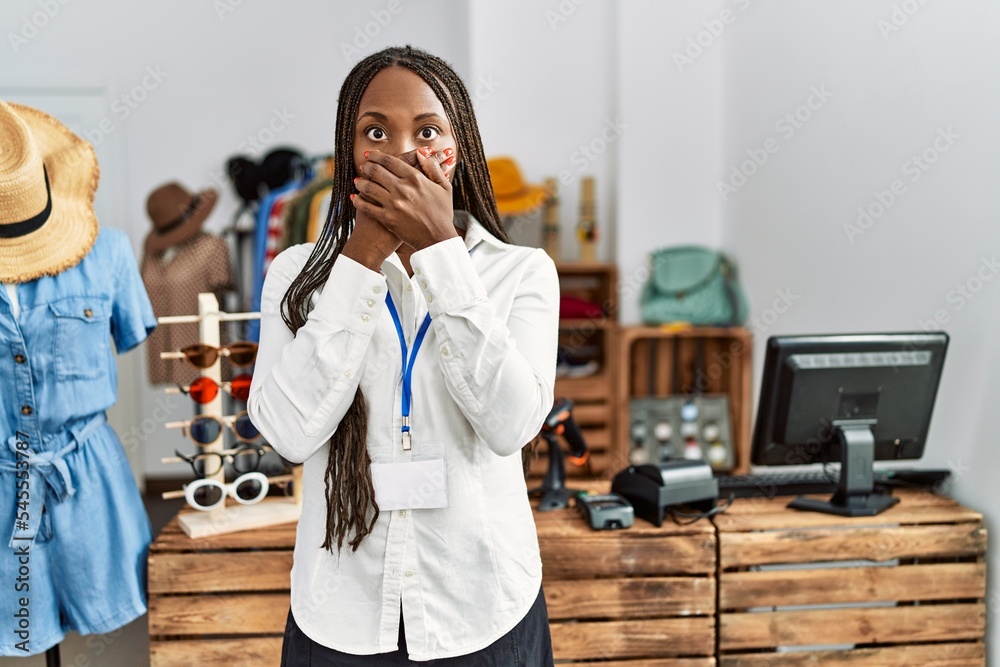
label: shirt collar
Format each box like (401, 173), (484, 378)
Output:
(380, 211), (505, 278)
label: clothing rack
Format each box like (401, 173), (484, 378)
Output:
(157, 293), (301, 538)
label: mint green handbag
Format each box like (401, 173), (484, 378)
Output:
(640, 246), (748, 326)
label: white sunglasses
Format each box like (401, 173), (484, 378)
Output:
(183, 471), (269, 511)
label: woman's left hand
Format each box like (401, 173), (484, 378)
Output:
(352, 148), (458, 251)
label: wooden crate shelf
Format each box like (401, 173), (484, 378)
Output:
(715, 488), (987, 666)
(617, 326), (752, 474)
(550, 263), (620, 480)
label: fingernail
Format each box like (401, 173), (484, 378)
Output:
(350, 194), (356, 202)
(364, 150), (370, 158)
(353, 177), (359, 184)
(444, 156), (456, 165)
(443, 148), (454, 157)
(419, 147), (434, 157)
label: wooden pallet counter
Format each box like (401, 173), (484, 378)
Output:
(534, 481), (717, 666)
(147, 509), (293, 666)
(714, 488), (987, 667)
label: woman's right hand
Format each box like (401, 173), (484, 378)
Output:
(341, 203), (402, 272)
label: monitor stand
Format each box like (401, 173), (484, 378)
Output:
(789, 423), (899, 517)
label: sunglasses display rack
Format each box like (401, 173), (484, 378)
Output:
(156, 292), (302, 539)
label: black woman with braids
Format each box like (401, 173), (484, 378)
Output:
(248, 46), (558, 665)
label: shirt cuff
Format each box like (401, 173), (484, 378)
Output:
(309, 254), (387, 334)
(410, 237), (488, 317)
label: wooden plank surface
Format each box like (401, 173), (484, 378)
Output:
(559, 660), (715, 667)
(540, 533), (716, 577)
(719, 603), (985, 650)
(151, 515), (297, 552)
(719, 642), (984, 667)
(545, 577), (715, 620)
(150, 637), (282, 667)
(720, 562), (985, 608)
(552, 617), (715, 660)
(149, 592), (289, 636)
(719, 523), (986, 569)
(148, 551), (293, 594)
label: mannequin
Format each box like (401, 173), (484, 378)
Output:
(140, 182), (234, 385)
(0, 100), (156, 660)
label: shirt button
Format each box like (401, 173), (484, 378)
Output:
(414, 268), (421, 276)
(344, 371), (353, 379)
(398, 510), (406, 518)
(84, 308), (93, 318)
(421, 281), (428, 289)
(373, 286), (382, 294)
(405, 571), (414, 577)
(366, 300), (375, 308)
(406, 285), (413, 292)
(361, 314), (370, 322)
(441, 347), (449, 356)
(427, 295), (434, 303)
(14, 354), (26, 364)
(21, 406), (32, 416)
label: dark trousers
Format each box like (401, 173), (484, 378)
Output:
(280, 587), (554, 666)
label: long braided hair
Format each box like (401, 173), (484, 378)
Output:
(281, 46), (508, 553)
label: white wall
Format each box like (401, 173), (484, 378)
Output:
(1, 0), (470, 479)
(467, 0), (618, 264)
(722, 0), (1000, 651)
(616, 0), (729, 323)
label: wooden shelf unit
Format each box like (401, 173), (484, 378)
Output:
(616, 326), (753, 475)
(530, 263), (619, 480)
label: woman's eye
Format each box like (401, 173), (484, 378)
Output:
(365, 127), (386, 141)
(419, 127), (439, 140)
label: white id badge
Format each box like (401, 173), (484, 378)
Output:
(370, 458), (448, 511)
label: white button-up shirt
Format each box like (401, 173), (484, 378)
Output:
(248, 214), (558, 660)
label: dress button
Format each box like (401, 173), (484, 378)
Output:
(21, 406), (32, 416)
(361, 314), (370, 323)
(14, 354), (26, 364)
(84, 308), (93, 318)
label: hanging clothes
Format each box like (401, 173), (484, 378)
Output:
(141, 232), (235, 385)
(248, 180), (305, 341)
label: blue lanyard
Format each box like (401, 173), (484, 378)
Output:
(385, 292), (432, 451)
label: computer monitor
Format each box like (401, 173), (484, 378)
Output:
(751, 332), (949, 516)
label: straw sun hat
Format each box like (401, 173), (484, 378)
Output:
(487, 157), (548, 217)
(0, 99), (100, 283)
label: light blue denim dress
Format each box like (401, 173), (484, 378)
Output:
(0, 228), (157, 656)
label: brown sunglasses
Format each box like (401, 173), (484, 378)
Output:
(179, 342), (258, 368)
